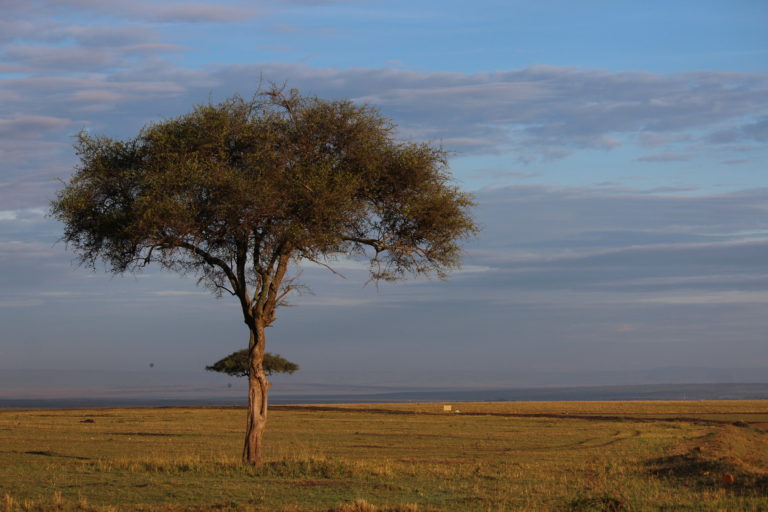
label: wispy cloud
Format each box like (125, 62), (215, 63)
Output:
(0, 115), (71, 138)
(150, 290), (210, 297)
(636, 152), (691, 162)
(706, 116), (768, 144)
(41, 0), (261, 23)
(2, 56), (765, 212)
(638, 291), (768, 305)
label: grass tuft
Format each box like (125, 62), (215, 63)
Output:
(331, 500), (421, 512)
(562, 494), (626, 512)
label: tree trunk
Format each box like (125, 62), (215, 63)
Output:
(242, 322), (269, 466)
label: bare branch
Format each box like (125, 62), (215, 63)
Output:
(215, 283), (236, 296)
(342, 236), (430, 259)
(276, 271), (312, 306)
(302, 253), (347, 279)
(140, 245), (160, 267)
(265, 85), (298, 125)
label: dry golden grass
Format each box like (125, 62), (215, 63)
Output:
(1, 401), (767, 511)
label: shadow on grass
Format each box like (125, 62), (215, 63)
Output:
(258, 458), (358, 479)
(647, 452), (768, 495)
(23, 450), (91, 460)
(79, 456), (369, 479)
(646, 424), (768, 497)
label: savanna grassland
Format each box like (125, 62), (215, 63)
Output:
(1, 401), (768, 511)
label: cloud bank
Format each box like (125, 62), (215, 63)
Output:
(2, 60), (767, 210)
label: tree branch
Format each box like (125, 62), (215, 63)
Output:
(215, 283), (236, 296)
(341, 236), (429, 258)
(175, 241), (239, 286)
(235, 236), (248, 298)
(301, 252), (346, 279)
(264, 252), (291, 324)
(252, 241), (287, 307)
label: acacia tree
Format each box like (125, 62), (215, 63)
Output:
(51, 88), (477, 465)
(207, 350), (299, 377)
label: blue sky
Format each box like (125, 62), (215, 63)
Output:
(1, 0), (767, 398)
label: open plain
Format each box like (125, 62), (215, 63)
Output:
(2, 401), (768, 511)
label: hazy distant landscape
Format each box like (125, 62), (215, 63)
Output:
(2, 383), (768, 411)
(3, 365), (768, 408)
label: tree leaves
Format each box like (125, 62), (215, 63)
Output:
(206, 350), (299, 377)
(51, 87), (478, 324)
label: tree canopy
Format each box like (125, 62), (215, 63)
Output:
(53, 89), (475, 291)
(51, 87), (477, 465)
(207, 350), (299, 377)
